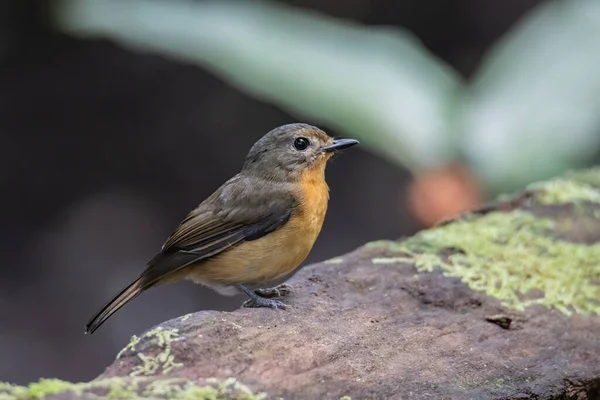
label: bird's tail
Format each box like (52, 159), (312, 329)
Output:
(85, 277), (150, 335)
(85, 251), (202, 334)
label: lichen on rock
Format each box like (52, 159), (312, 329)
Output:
(527, 176), (600, 205)
(0, 377), (265, 400)
(369, 170), (600, 316)
(0, 379), (74, 400)
(116, 326), (183, 376)
(3, 168), (600, 399)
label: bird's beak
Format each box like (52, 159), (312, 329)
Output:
(322, 138), (359, 152)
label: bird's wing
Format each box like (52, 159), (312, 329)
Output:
(161, 175), (295, 252)
(85, 175), (295, 334)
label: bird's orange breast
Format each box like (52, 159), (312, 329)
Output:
(294, 156), (330, 245)
(185, 158), (330, 288)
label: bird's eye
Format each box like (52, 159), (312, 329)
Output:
(294, 137), (310, 151)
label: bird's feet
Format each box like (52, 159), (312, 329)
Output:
(242, 296), (288, 310)
(253, 284), (293, 298)
(237, 284), (291, 310)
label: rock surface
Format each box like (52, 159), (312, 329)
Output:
(2, 168), (600, 400)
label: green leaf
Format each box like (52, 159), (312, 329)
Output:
(461, 0), (600, 193)
(53, 0), (464, 171)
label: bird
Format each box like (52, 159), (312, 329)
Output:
(85, 123), (358, 334)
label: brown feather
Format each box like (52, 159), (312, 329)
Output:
(85, 123), (346, 334)
(85, 175), (295, 334)
(185, 156), (330, 287)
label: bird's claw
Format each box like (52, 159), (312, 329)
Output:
(237, 283), (291, 310)
(242, 297), (288, 310)
(254, 284), (293, 298)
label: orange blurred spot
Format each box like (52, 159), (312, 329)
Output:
(406, 163), (484, 227)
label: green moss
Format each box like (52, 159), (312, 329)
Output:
(365, 240), (407, 252)
(0, 379), (76, 400)
(563, 167), (600, 188)
(105, 381), (136, 399)
(116, 334), (141, 360)
(25, 380), (73, 399)
(527, 177), (600, 205)
(0, 377), (266, 400)
(0, 382), (23, 400)
(116, 326), (183, 376)
(372, 257), (412, 264)
(324, 257), (344, 264)
(370, 210), (600, 316)
(180, 313), (193, 322)
(493, 378), (506, 388)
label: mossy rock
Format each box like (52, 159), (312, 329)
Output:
(3, 168), (600, 399)
(0, 377), (265, 400)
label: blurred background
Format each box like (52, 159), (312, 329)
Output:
(2, 0), (600, 385)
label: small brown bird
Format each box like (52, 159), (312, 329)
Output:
(85, 123), (358, 334)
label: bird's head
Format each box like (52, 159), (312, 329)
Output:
(242, 123), (358, 181)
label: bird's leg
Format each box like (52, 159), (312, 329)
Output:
(236, 285), (288, 310)
(253, 284), (293, 298)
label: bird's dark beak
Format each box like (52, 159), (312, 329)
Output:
(322, 138), (359, 152)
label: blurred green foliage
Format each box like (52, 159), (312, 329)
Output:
(54, 0), (600, 194)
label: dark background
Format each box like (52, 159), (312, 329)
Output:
(1, 0), (545, 384)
